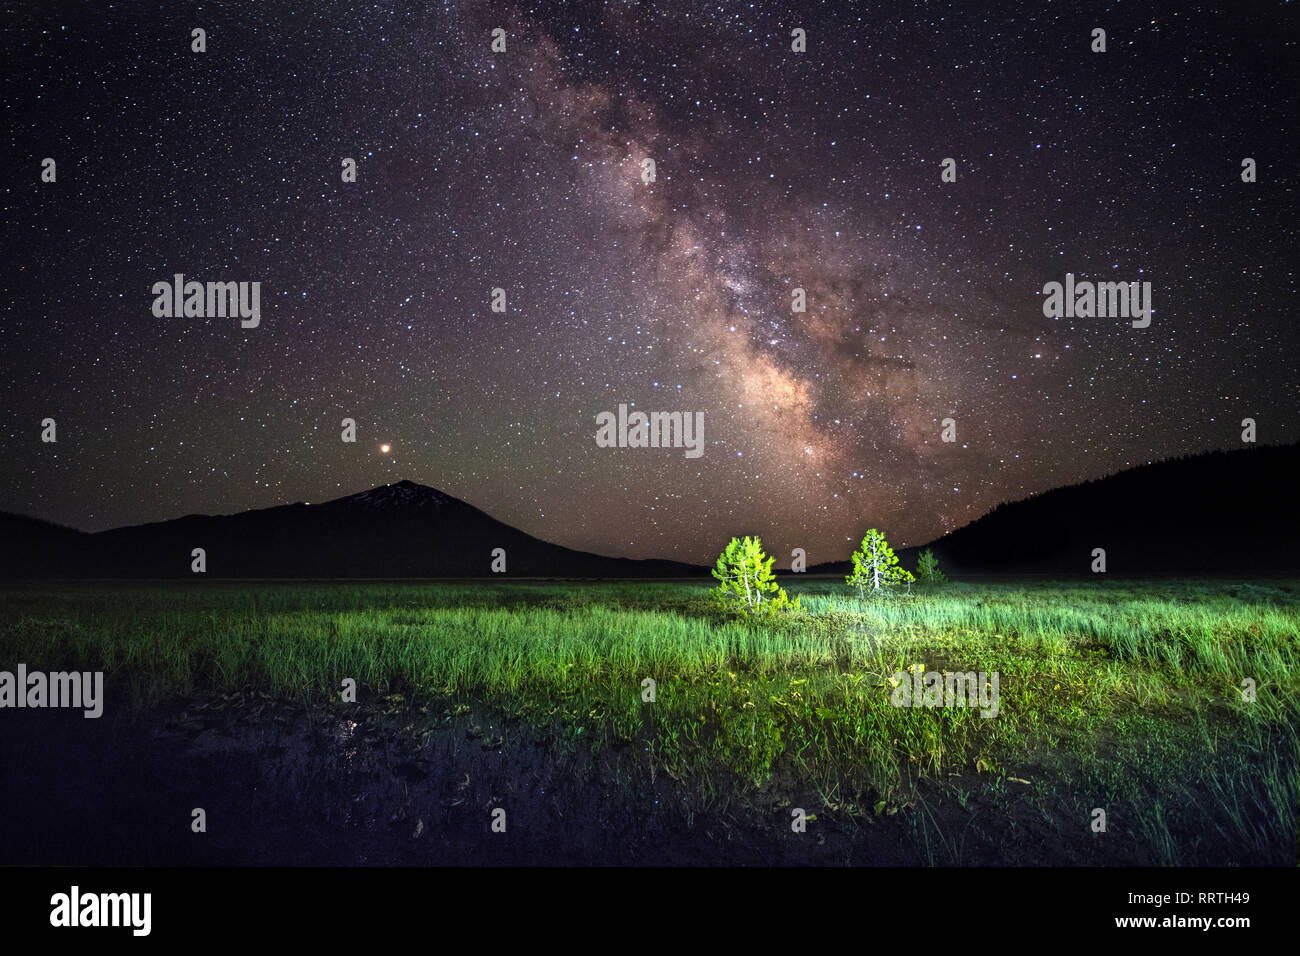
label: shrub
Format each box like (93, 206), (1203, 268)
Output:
(915, 548), (947, 587)
(846, 529), (915, 598)
(710, 536), (801, 618)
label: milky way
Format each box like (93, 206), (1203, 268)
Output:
(4, 1), (1296, 564)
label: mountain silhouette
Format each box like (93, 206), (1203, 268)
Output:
(0, 480), (702, 578)
(2, 443), (1296, 579)
(810, 442), (1300, 576)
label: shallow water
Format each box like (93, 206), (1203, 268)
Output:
(1, 692), (1291, 866)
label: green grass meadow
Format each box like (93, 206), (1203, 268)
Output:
(2, 577), (1297, 863)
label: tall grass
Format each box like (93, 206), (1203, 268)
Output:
(0, 577), (1295, 863)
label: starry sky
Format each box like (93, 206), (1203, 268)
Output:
(3, 1), (1297, 565)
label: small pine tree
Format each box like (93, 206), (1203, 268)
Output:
(915, 548), (947, 587)
(846, 529), (915, 598)
(710, 536), (801, 617)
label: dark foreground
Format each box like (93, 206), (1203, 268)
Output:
(2, 691), (1292, 866)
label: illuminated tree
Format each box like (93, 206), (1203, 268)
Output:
(710, 536), (800, 616)
(846, 529), (915, 597)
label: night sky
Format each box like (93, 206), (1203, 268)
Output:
(3, 1), (1297, 565)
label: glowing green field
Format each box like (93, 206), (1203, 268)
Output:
(2, 578), (1296, 864)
